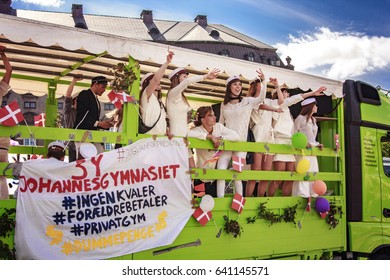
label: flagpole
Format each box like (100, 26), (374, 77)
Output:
(64, 110), (89, 150)
(23, 119), (37, 147)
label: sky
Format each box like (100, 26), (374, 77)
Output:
(10, 0), (390, 91)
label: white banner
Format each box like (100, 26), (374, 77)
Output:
(15, 138), (193, 260)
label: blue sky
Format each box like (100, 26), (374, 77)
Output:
(11, 0), (390, 90)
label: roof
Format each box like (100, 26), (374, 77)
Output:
(15, 9), (275, 49)
(0, 13), (343, 105)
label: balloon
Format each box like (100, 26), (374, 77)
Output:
(292, 132), (308, 149)
(199, 194), (215, 212)
(312, 180), (327, 196)
(315, 197), (330, 213)
(296, 158), (310, 174)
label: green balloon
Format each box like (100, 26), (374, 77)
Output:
(292, 132), (308, 149)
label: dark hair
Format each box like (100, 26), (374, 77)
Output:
(247, 79), (260, 97)
(193, 106), (213, 126)
(140, 74), (162, 101)
(223, 79), (242, 105)
(47, 149), (65, 161)
(299, 102), (317, 122)
(168, 75), (190, 106)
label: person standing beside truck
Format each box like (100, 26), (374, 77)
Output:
(268, 85), (326, 196)
(292, 97), (324, 197)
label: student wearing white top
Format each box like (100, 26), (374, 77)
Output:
(166, 67), (220, 137)
(268, 85), (327, 196)
(167, 67), (220, 168)
(217, 70), (266, 198)
(245, 77), (283, 197)
(292, 98), (324, 197)
(140, 51), (174, 136)
(188, 106), (239, 197)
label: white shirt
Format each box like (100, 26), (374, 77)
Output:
(294, 114), (319, 146)
(273, 94), (304, 137)
(188, 123), (239, 176)
(167, 75), (204, 137)
(140, 93), (167, 135)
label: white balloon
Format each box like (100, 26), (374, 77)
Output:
(199, 194), (215, 212)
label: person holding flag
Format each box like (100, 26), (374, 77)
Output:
(188, 106), (239, 197)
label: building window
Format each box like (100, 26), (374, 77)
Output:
(381, 136), (390, 177)
(245, 52), (255, 62)
(58, 102), (63, 110)
(104, 103), (115, 111)
(23, 138), (36, 146)
(219, 49), (229, 57)
(24, 101), (36, 109)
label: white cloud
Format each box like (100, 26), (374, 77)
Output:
(19, 0), (65, 8)
(275, 27), (390, 80)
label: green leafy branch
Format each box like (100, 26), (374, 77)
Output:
(247, 202), (299, 226)
(0, 208), (16, 260)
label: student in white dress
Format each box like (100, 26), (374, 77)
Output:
(268, 85), (327, 196)
(188, 106), (239, 197)
(217, 70), (266, 198)
(167, 66), (220, 168)
(245, 77), (283, 197)
(139, 51), (174, 136)
(292, 98), (324, 197)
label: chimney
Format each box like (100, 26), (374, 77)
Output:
(194, 15), (207, 27)
(141, 10), (153, 24)
(71, 4), (87, 29)
(0, 0), (16, 16)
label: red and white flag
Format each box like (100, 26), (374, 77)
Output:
(232, 155), (245, 172)
(34, 113), (46, 127)
(107, 90), (123, 109)
(231, 193), (246, 214)
(116, 90), (136, 103)
(0, 101), (24, 126)
(192, 207), (212, 226)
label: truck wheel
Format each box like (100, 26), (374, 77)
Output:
(369, 253), (390, 260)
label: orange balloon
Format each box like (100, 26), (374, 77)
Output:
(312, 180), (327, 195)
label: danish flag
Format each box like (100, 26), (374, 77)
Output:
(34, 113), (46, 127)
(0, 101), (24, 126)
(107, 90), (123, 109)
(108, 90), (136, 109)
(231, 193), (246, 214)
(192, 207), (212, 226)
(203, 150), (222, 168)
(232, 155), (245, 172)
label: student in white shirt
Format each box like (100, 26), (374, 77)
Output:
(292, 98), (324, 197)
(246, 77), (283, 197)
(188, 106), (239, 197)
(217, 70), (266, 198)
(268, 85), (326, 196)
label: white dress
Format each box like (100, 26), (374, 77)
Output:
(273, 94), (304, 162)
(292, 115), (319, 197)
(251, 98), (278, 143)
(167, 75), (203, 137)
(140, 93), (167, 135)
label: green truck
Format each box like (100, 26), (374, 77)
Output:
(0, 15), (389, 260)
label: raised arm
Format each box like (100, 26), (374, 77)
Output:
(269, 77), (284, 105)
(145, 51), (174, 99)
(301, 86), (327, 99)
(66, 75), (83, 98)
(0, 45), (12, 85)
